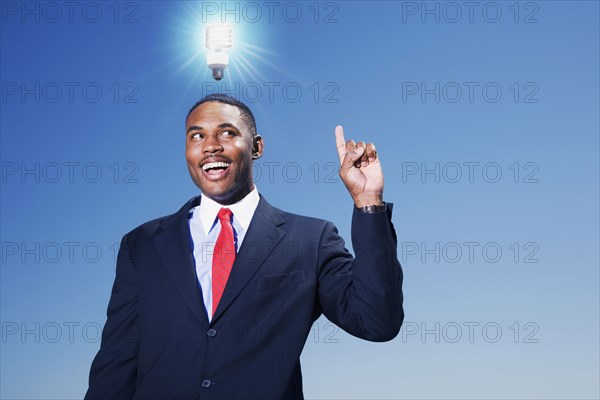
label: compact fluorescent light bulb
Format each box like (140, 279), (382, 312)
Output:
(205, 24), (233, 81)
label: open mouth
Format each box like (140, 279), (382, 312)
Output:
(201, 161), (231, 180)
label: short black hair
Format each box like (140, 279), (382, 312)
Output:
(186, 93), (257, 137)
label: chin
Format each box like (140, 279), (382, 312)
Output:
(215, 186), (252, 204)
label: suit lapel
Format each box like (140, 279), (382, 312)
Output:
(211, 196), (286, 324)
(154, 196), (209, 325)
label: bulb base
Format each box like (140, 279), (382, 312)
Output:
(207, 52), (229, 81)
(212, 68), (224, 81)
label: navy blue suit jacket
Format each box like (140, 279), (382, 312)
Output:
(86, 195), (403, 399)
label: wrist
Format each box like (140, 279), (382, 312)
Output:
(352, 193), (383, 208)
(356, 203), (387, 213)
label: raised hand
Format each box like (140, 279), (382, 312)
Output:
(335, 125), (384, 208)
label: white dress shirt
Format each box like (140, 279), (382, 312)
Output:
(188, 187), (260, 321)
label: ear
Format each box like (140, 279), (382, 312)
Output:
(252, 135), (264, 160)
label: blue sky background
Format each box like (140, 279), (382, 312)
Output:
(1, 1), (598, 398)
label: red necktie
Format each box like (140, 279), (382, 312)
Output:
(212, 208), (236, 316)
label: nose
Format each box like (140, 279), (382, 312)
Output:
(203, 134), (223, 154)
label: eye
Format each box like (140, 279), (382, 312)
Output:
(221, 130), (236, 137)
(190, 132), (202, 140)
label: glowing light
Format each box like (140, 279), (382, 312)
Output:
(205, 23), (233, 81)
(163, 5), (281, 86)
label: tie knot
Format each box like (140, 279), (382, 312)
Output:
(217, 207), (233, 222)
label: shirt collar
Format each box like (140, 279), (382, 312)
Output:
(196, 187), (259, 234)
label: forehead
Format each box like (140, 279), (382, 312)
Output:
(186, 102), (247, 129)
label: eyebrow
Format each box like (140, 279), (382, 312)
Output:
(186, 123), (240, 134)
(217, 123), (239, 131)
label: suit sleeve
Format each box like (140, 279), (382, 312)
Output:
(85, 234), (139, 399)
(317, 204), (404, 342)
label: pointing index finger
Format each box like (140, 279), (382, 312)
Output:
(335, 125), (346, 163)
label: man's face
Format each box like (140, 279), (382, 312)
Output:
(185, 101), (263, 205)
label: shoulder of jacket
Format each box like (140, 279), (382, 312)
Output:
(123, 196), (198, 239)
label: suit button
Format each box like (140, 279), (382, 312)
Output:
(207, 329), (217, 337)
(201, 379), (212, 388)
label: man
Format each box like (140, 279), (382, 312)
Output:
(86, 94), (403, 399)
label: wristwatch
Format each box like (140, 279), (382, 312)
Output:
(357, 203), (387, 213)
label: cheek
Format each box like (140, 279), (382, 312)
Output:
(231, 141), (253, 163)
(233, 153), (252, 171)
(186, 146), (201, 163)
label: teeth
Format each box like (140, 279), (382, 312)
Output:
(202, 161), (230, 171)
